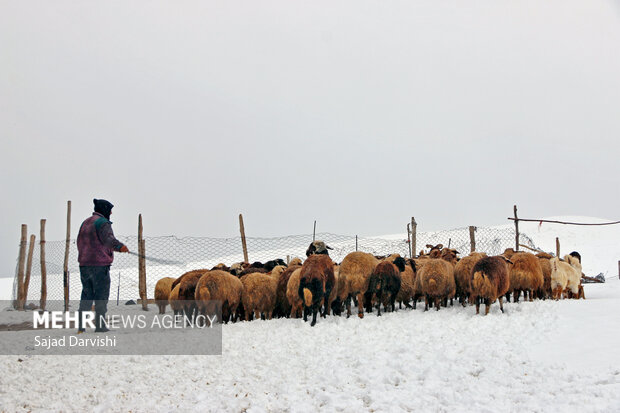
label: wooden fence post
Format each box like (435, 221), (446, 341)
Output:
(407, 223), (412, 258)
(138, 214), (148, 310)
(63, 201), (71, 311)
(411, 217), (417, 257)
(22, 234), (36, 308)
(313, 220), (317, 242)
(469, 226), (476, 253)
(556, 237), (560, 258)
(15, 224), (27, 310)
(239, 214), (249, 263)
(513, 205), (519, 251)
(40, 219), (47, 311)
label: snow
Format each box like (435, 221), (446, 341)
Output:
(1, 217), (619, 411)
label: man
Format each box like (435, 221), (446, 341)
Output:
(77, 199), (129, 333)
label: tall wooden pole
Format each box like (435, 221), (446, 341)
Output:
(407, 223), (412, 258)
(63, 201), (71, 311)
(411, 217), (417, 257)
(15, 224), (27, 310)
(469, 226), (476, 253)
(239, 214), (249, 263)
(138, 214), (147, 310)
(22, 234), (36, 308)
(40, 219), (47, 311)
(313, 220), (317, 242)
(556, 237), (560, 258)
(513, 205), (519, 251)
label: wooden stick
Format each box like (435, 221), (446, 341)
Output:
(239, 214), (249, 263)
(313, 220), (316, 242)
(411, 217), (417, 258)
(469, 226), (476, 253)
(518, 243), (544, 254)
(556, 237), (560, 258)
(138, 214), (148, 310)
(40, 219), (47, 311)
(407, 223), (412, 258)
(16, 224), (27, 310)
(63, 201), (71, 311)
(507, 217), (620, 226)
(513, 205), (519, 251)
(23, 234), (36, 308)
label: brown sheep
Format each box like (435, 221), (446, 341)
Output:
(395, 259), (417, 309)
(326, 264), (341, 316)
(414, 258), (456, 311)
(240, 266), (285, 321)
(289, 257), (303, 266)
(275, 264), (302, 318)
(453, 252), (487, 306)
(337, 251), (380, 318)
(154, 277), (175, 314)
(505, 252), (544, 302)
(298, 254), (335, 326)
(535, 252), (554, 299)
(168, 284), (183, 316)
(211, 263), (229, 271)
(286, 268), (304, 318)
(366, 257), (405, 315)
(175, 269), (209, 320)
(195, 270), (243, 323)
(470, 256), (512, 315)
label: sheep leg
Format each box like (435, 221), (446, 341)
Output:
(311, 305), (318, 327)
(528, 289), (534, 302)
(475, 296), (480, 314)
(391, 296), (396, 313)
(357, 293), (365, 318)
(513, 290), (519, 303)
(345, 295), (352, 318)
(435, 298), (441, 311)
(505, 292), (511, 303)
(424, 296), (429, 311)
(484, 298), (490, 315)
(499, 297), (504, 313)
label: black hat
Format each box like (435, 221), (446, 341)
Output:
(93, 199), (114, 220)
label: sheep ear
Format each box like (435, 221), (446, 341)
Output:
(326, 245), (333, 250)
(436, 244), (443, 250)
(425, 244), (433, 249)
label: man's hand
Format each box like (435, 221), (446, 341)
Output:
(120, 245), (129, 253)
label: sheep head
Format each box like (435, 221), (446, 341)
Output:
(306, 240), (333, 257)
(393, 256), (406, 272)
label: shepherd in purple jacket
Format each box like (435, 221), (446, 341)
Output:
(77, 199), (128, 333)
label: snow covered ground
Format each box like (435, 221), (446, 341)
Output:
(0, 217), (619, 412)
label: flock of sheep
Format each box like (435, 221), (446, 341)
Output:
(153, 241), (585, 326)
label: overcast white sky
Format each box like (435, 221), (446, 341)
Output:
(2, 1), (619, 277)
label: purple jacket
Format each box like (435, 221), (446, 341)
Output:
(77, 212), (125, 266)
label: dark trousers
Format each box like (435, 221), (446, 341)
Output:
(78, 265), (111, 328)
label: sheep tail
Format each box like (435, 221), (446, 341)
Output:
(472, 271), (484, 291)
(428, 278), (437, 293)
(303, 288), (313, 307)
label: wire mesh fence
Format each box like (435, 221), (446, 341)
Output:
(11, 226), (537, 305)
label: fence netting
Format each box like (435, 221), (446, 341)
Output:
(11, 226), (537, 304)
